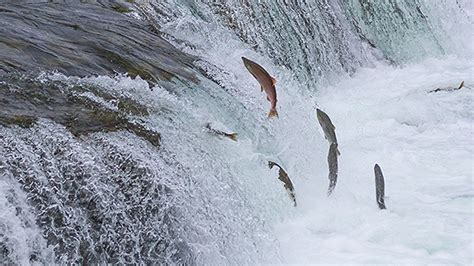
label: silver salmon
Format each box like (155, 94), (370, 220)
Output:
(429, 80), (465, 93)
(205, 123), (237, 141)
(327, 143), (338, 196)
(317, 108), (340, 155)
(268, 161), (296, 206)
(374, 164), (386, 209)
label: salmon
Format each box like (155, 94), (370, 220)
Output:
(205, 123), (237, 141)
(327, 143), (338, 196)
(374, 164), (386, 209)
(242, 57), (278, 118)
(268, 161), (296, 206)
(317, 108), (340, 155)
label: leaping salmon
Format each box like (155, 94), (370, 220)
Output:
(317, 108), (340, 155)
(268, 161), (297, 206)
(374, 164), (386, 210)
(242, 57), (278, 118)
(205, 123), (237, 141)
(327, 143), (339, 196)
(429, 80), (466, 93)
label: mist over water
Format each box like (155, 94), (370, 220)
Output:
(0, 1), (472, 264)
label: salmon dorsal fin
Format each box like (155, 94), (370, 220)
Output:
(261, 85), (264, 92)
(271, 77), (277, 86)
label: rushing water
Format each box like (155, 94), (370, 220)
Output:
(0, 1), (472, 264)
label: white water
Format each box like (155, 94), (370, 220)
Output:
(275, 57), (473, 264)
(151, 3), (473, 263)
(1, 1), (472, 264)
(7, 54), (472, 264)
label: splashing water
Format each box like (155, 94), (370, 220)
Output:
(0, 1), (472, 264)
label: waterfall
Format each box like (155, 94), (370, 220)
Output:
(0, 1), (471, 264)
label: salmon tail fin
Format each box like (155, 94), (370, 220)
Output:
(227, 133), (238, 141)
(458, 80), (464, 89)
(268, 108), (279, 119)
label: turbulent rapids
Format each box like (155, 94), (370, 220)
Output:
(0, 1), (472, 264)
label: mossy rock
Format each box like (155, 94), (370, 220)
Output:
(66, 93), (160, 147)
(0, 75), (160, 147)
(72, 84), (149, 116)
(117, 99), (149, 116)
(112, 5), (132, 14)
(97, 48), (160, 86)
(0, 115), (37, 128)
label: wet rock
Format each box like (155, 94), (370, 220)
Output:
(73, 84), (150, 116)
(0, 75), (160, 147)
(0, 115), (37, 128)
(0, 2), (198, 85)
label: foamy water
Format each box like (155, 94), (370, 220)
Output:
(275, 57), (473, 264)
